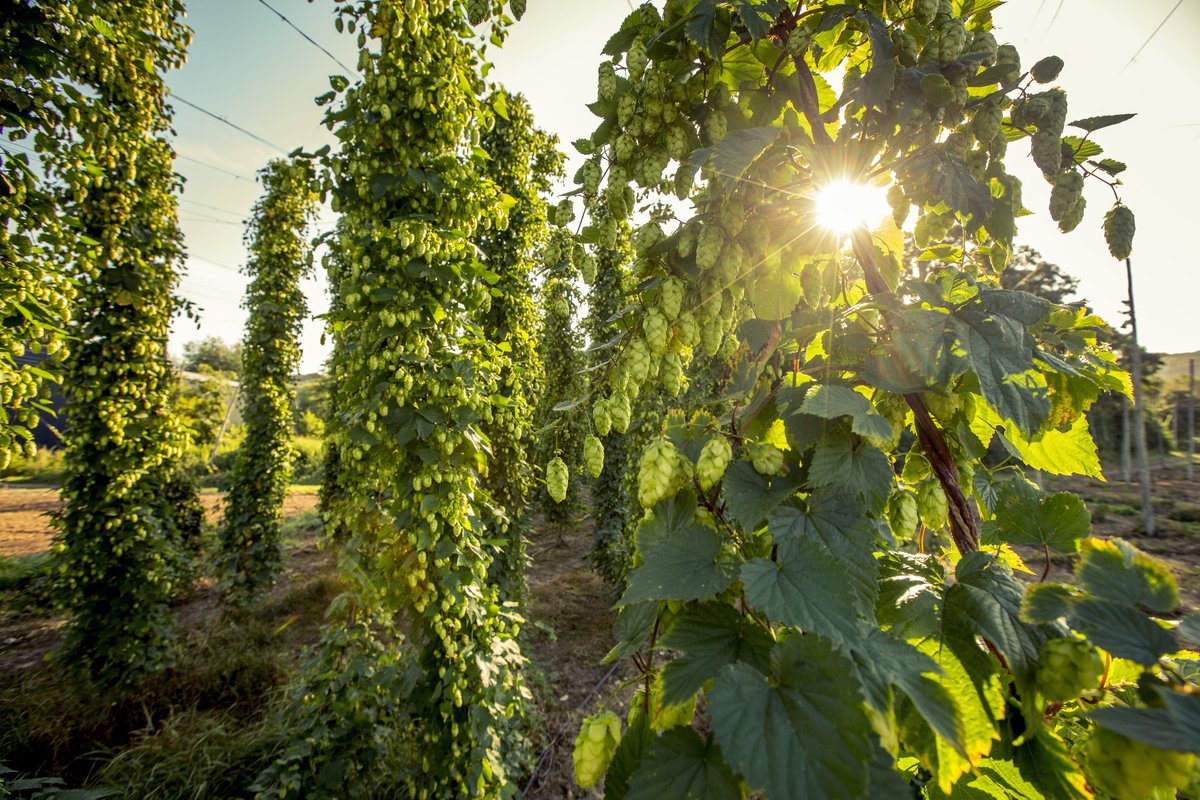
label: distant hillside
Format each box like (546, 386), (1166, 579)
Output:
(1160, 352), (1200, 390)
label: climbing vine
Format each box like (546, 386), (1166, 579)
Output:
(257, 1), (532, 796)
(533, 228), (587, 526)
(475, 89), (561, 604)
(218, 158), (318, 608)
(48, 0), (192, 687)
(581, 208), (637, 583)
(562, 1), (1197, 797)
(0, 2), (76, 467)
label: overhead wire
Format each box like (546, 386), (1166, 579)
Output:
(1118, 0), (1184, 75)
(252, 0), (355, 75)
(172, 94), (290, 155)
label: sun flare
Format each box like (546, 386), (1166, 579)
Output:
(813, 179), (891, 235)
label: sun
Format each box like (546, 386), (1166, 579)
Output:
(812, 179), (891, 235)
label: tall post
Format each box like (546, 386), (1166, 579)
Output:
(1126, 258), (1155, 535)
(1189, 358), (1196, 481)
(1121, 397), (1132, 484)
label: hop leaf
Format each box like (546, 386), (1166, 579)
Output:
(1103, 204), (1135, 261)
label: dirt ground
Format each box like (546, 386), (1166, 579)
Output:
(0, 485), (319, 559)
(521, 510), (636, 799)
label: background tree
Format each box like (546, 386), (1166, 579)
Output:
(50, 0), (193, 687)
(218, 158), (317, 608)
(180, 336), (243, 376)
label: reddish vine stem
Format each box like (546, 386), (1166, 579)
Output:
(849, 230), (981, 556)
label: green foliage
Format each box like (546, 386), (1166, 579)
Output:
(218, 158), (318, 608)
(475, 89), (561, 605)
(0, 1), (76, 469)
(583, 209), (636, 583)
(557, 1), (1191, 796)
(533, 230), (587, 525)
(49, 0), (194, 688)
(261, 2), (533, 797)
(180, 337), (244, 376)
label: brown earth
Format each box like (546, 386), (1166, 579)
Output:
(0, 485), (319, 559)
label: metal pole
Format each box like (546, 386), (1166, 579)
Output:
(1126, 258), (1155, 535)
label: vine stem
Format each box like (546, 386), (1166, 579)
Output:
(849, 229), (980, 556)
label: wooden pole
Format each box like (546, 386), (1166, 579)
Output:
(1121, 397), (1132, 484)
(1189, 358), (1195, 481)
(1126, 258), (1155, 535)
(209, 381), (240, 467)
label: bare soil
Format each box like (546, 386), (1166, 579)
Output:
(0, 485), (319, 559)
(1027, 461), (1200, 614)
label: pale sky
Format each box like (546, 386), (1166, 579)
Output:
(168, 0), (1200, 373)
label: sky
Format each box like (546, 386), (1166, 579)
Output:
(167, 0), (1200, 373)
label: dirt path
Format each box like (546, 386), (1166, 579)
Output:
(0, 485), (319, 559)
(522, 512), (634, 799)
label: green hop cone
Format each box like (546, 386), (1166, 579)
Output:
(917, 478), (949, 530)
(610, 391), (631, 434)
(466, 0), (489, 25)
(554, 199), (575, 227)
(673, 163), (694, 200)
(661, 352), (683, 396)
(937, 18), (967, 63)
(593, 397), (612, 437)
(1031, 130), (1062, 177)
(675, 311), (699, 349)
(973, 104), (1003, 144)
(1085, 727), (1196, 800)
(1049, 171), (1084, 222)
(624, 337), (652, 385)
(1103, 204), (1135, 260)
(660, 276), (685, 320)
(546, 457), (569, 504)
(638, 437), (678, 508)
(1030, 55), (1064, 83)
(696, 225), (722, 271)
(700, 319), (723, 356)
(665, 124), (688, 160)
(581, 158), (602, 196)
(920, 73), (955, 107)
(1058, 195), (1085, 233)
(583, 435), (605, 478)
(617, 93), (637, 128)
(913, 0), (938, 24)
(1035, 637), (1103, 702)
(996, 43), (1021, 88)
(598, 61), (617, 101)
(627, 38), (648, 81)
(578, 252), (597, 285)
(887, 490), (920, 539)
(747, 442), (785, 476)
(573, 710), (622, 788)
(703, 109), (727, 144)
(697, 435), (732, 490)
(644, 308), (671, 355)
